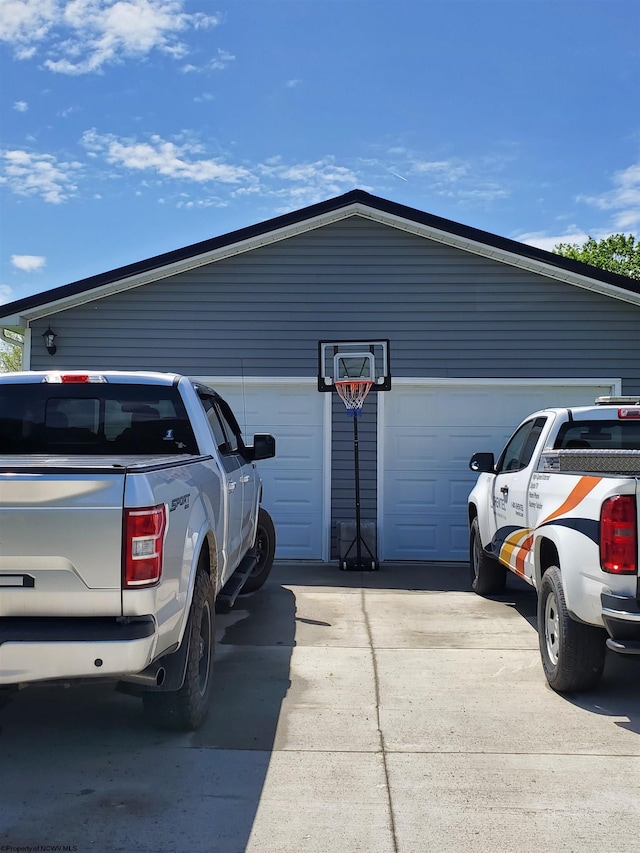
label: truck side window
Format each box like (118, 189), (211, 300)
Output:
(199, 396), (228, 451)
(214, 404), (239, 453)
(496, 417), (547, 473)
(199, 395), (239, 455)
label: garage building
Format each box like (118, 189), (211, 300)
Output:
(2, 190), (638, 563)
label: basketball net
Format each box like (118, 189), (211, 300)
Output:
(335, 379), (372, 417)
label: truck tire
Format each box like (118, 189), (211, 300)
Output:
(143, 563), (215, 731)
(538, 565), (606, 693)
(470, 517), (507, 595)
(241, 507), (276, 594)
(0, 687), (14, 711)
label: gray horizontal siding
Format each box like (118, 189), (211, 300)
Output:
(30, 216), (640, 390)
(331, 396), (377, 560)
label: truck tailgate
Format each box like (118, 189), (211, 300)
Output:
(0, 467), (125, 617)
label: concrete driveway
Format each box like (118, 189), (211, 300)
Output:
(1, 562), (640, 853)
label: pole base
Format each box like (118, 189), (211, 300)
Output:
(340, 558), (379, 572)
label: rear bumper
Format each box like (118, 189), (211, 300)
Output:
(0, 616), (157, 684)
(601, 593), (640, 655)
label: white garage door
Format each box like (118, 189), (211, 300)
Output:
(200, 379), (326, 560)
(380, 379), (618, 561)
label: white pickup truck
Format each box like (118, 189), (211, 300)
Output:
(468, 396), (640, 693)
(0, 370), (276, 730)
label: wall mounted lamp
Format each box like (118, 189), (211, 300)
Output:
(42, 327), (57, 355)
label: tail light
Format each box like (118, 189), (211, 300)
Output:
(600, 495), (637, 574)
(124, 505), (166, 588)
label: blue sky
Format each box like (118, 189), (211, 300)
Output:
(1, 0), (638, 306)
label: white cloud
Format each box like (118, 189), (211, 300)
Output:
(10, 254), (46, 272)
(13, 100), (28, 112)
(515, 228), (590, 252)
(253, 157), (361, 210)
(410, 159), (468, 181)
(577, 163), (640, 231)
(379, 147), (509, 206)
(176, 197), (228, 209)
(259, 157), (357, 186)
(0, 0), (58, 47)
(81, 129), (253, 184)
(0, 0), (220, 74)
(208, 48), (233, 71)
(516, 163), (640, 250)
(78, 130), (363, 209)
(0, 148), (81, 203)
(0, 285), (15, 304)
(448, 186), (508, 203)
(182, 48), (234, 74)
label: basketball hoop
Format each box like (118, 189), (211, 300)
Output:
(335, 379), (372, 417)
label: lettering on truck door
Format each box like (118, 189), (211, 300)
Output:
(492, 416), (548, 580)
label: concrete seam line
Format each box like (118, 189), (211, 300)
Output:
(361, 586), (399, 853)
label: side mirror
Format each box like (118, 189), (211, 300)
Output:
(469, 452), (495, 473)
(250, 433), (276, 461)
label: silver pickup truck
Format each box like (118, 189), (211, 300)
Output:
(0, 370), (276, 730)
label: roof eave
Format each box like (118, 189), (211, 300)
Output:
(2, 188), (639, 323)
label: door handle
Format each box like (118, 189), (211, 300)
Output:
(240, 475), (250, 483)
(500, 486), (509, 496)
(227, 481), (236, 492)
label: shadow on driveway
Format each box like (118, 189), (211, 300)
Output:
(0, 581), (296, 853)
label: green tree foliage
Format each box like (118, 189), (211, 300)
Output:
(553, 234), (640, 280)
(0, 343), (22, 372)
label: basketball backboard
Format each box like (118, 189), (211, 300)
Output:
(318, 339), (391, 391)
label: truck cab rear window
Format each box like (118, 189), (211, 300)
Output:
(0, 385), (198, 455)
(554, 420), (640, 451)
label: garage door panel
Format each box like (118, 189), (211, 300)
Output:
(450, 477), (475, 507)
(202, 381), (325, 560)
(388, 388), (528, 426)
(449, 522), (471, 560)
(219, 388), (319, 427)
(386, 473), (437, 510)
(271, 516), (322, 559)
(388, 519), (438, 558)
(385, 514), (469, 560)
(276, 431), (323, 463)
(382, 381), (614, 560)
(386, 429), (438, 466)
(386, 427), (504, 471)
(264, 473), (322, 506)
(386, 472), (475, 514)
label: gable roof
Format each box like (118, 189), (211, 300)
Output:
(3, 188), (640, 326)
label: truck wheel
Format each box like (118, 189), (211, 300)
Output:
(143, 564), (214, 731)
(470, 517), (507, 595)
(538, 565), (606, 693)
(241, 507), (276, 594)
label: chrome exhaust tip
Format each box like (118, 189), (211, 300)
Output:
(121, 665), (166, 688)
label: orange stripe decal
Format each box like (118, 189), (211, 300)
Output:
(515, 534), (534, 575)
(542, 476), (602, 525)
(501, 529), (533, 577)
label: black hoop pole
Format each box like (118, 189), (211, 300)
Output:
(353, 414), (362, 566)
(340, 398), (378, 571)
